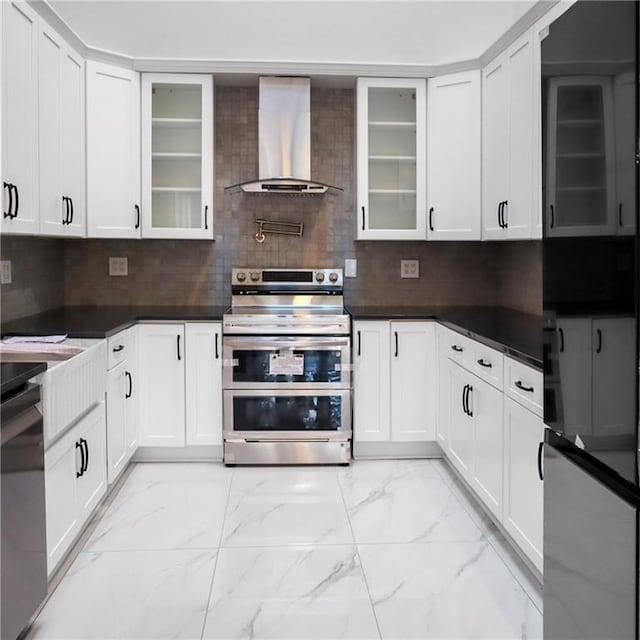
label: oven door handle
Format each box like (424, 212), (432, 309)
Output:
(222, 337), (351, 349)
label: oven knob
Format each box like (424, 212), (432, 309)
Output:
(236, 272), (247, 282)
(315, 272), (325, 283)
(329, 272), (339, 283)
(250, 271), (260, 282)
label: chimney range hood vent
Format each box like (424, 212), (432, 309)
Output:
(225, 77), (343, 196)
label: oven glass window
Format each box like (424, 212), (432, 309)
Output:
(232, 350), (342, 384)
(232, 395), (343, 431)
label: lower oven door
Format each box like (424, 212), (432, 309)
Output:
(222, 336), (351, 389)
(223, 389), (352, 441)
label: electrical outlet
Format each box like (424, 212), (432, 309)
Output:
(345, 259), (357, 278)
(109, 257), (128, 277)
(0, 260), (12, 285)
(401, 260), (419, 278)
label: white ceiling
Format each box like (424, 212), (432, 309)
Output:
(48, 1), (539, 66)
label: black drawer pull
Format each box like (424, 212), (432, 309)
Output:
(81, 438), (89, 473)
(62, 196), (70, 224)
(451, 345), (463, 353)
(596, 328), (602, 354)
(466, 385), (473, 417)
(361, 206), (366, 231)
(357, 330), (361, 356)
(477, 358), (492, 368)
(394, 331), (398, 358)
(76, 440), (85, 478)
(125, 371), (132, 399)
(112, 344), (124, 353)
(135, 204), (140, 229)
(429, 207), (434, 232)
(215, 333), (219, 359)
(177, 334), (182, 360)
(204, 204), (209, 230)
(462, 384), (468, 415)
(3, 182), (12, 218)
(558, 327), (564, 353)
(515, 380), (534, 393)
(537, 442), (544, 481)
(550, 204), (555, 228)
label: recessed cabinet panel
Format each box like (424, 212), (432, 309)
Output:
(141, 74), (213, 239)
(357, 78), (426, 240)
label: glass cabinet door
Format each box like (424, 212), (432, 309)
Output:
(141, 74), (213, 239)
(357, 78), (426, 240)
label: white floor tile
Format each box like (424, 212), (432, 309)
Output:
(339, 460), (484, 543)
(30, 549), (217, 639)
(221, 468), (353, 547)
(87, 462), (231, 551)
(358, 542), (543, 640)
(202, 545), (380, 639)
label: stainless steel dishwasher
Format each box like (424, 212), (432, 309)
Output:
(1, 380), (47, 640)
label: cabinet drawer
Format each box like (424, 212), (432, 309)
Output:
(107, 328), (132, 369)
(504, 357), (543, 417)
(471, 342), (504, 389)
(445, 328), (474, 368)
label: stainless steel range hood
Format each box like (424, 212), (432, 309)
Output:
(225, 77), (342, 195)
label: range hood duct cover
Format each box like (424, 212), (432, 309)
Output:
(225, 77), (342, 195)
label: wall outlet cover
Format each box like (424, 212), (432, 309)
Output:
(109, 257), (128, 277)
(401, 259), (419, 278)
(0, 260), (11, 285)
(345, 258), (357, 278)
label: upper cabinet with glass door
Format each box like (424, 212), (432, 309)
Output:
(141, 74), (213, 239)
(356, 78), (426, 240)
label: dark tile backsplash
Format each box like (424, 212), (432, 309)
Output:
(1, 86), (542, 322)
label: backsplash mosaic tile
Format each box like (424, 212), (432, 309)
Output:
(3, 85), (542, 320)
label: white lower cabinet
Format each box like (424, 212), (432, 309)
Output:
(138, 322), (222, 449)
(503, 396), (544, 573)
(45, 402), (107, 576)
(447, 361), (474, 477)
(353, 320), (435, 445)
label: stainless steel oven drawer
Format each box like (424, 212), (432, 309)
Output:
(224, 439), (351, 465)
(222, 336), (351, 389)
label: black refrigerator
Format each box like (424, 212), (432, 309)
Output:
(542, 1), (640, 639)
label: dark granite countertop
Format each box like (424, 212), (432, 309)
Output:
(1, 362), (48, 398)
(346, 305), (542, 369)
(1, 306), (229, 339)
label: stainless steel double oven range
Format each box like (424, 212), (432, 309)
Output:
(222, 268), (351, 465)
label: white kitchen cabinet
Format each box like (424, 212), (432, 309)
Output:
(138, 324), (185, 447)
(141, 74), (214, 239)
(356, 78), (427, 240)
(353, 320), (434, 444)
(436, 325), (451, 448)
(426, 71), (481, 240)
(614, 71), (635, 235)
(2, 1), (39, 234)
(38, 22), (85, 237)
(86, 61), (141, 238)
(482, 30), (536, 240)
(353, 321), (392, 442)
(185, 323), (222, 445)
(503, 396), (544, 573)
(45, 402), (107, 576)
(106, 327), (138, 482)
(545, 76), (616, 237)
(391, 322), (436, 441)
(447, 361), (474, 477)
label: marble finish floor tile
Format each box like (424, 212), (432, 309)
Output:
(30, 549), (217, 639)
(202, 545), (380, 639)
(87, 462), (232, 551)
(338, 460), (484, 544)
(221, 468), (354, 547)
(359, 542), (542, 639)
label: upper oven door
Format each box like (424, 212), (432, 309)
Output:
(223, 336), (351, 389)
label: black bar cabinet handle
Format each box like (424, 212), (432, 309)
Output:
(12, 184), (19, 218)
(215, 333), (219, 359)
(467, 386), (473, 417)
(135, 204), (140, 229)
(515, 380), (534, 393)
(503, 201), (509, 228)
(177, 334), (182, 360)
(497, 202), (503, 228)
(69, 197), (74, 224)
(357, 330), (361, 356)
(451, 345), (463, 353)
(618, 202), (623, 227)
(394, 331), (398, 358)
(3, 182), (13, 218)
(596, 328), (602, 354)
(559, 327), (565, 353)
(550, 204), (555, 228)
(76, 440), (85, 478)
(361, 206), (365, 231)
(537, 442), (544, 481)
(125, 371), (132, 399)
(204, 205), (209, 230)
(477, 358), (492, 368)
(112, 344), (124, 353)
(82, 438), (89, 473)
(429, 207), (434, 232)
(462, 384), (468, 415)
(62, 196), (69, 224)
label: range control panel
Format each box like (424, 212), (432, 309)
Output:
(231, 268), (343, 287)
